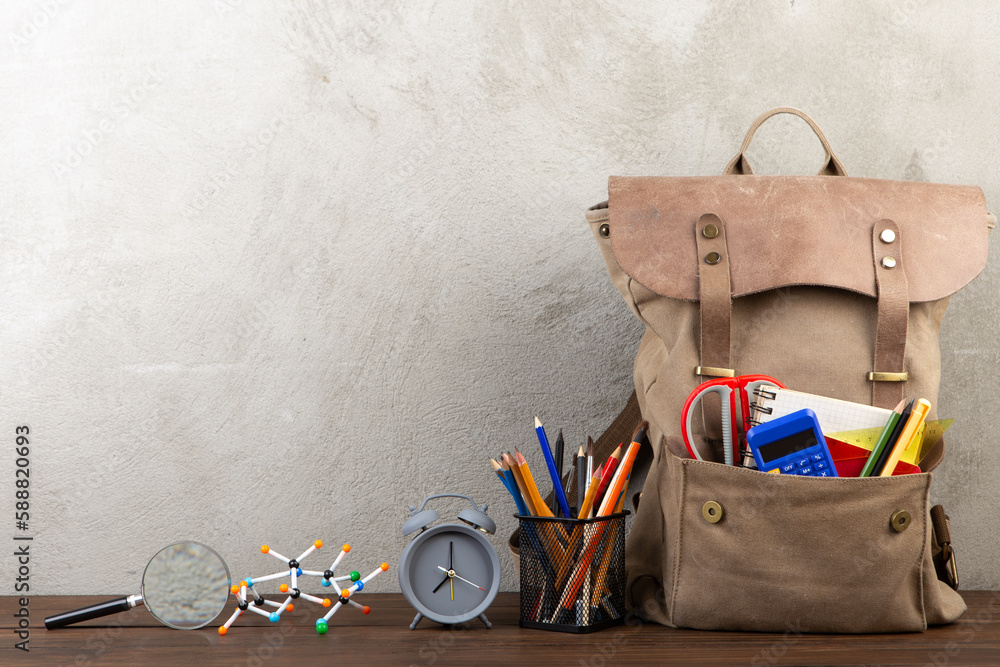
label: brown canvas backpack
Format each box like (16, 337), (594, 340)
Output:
(585, 108), (994, 632)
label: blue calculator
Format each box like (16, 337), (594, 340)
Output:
(746, 408), (838, 477)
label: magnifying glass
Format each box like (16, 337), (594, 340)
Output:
(45, 541), (231, 630)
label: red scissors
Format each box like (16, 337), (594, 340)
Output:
(681, 375), (785, 465)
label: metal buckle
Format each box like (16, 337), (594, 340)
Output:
(695, 366), (735, 378)
(867, 371), (909, 382)
(943, 544), (960, 590)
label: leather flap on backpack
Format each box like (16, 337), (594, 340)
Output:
(608, 175), (990, 303)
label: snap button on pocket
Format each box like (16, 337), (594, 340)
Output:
(890, 510), (911, 533)
(599, 223), (610, 238)
(705, 251), (722, 265)
(702, 501), (724, 523)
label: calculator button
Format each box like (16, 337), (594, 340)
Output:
(796, 459), (809, 468)
(817, 470), (831, 477)
(815, 462), (827, 470)
(781, 463), (795, 473)
(799, 466), (813, 476)
(811, 454), (823, 462)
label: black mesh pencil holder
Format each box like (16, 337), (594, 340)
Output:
(516, 511), (629, 633)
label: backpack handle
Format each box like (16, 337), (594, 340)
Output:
(723, 107), (848, 177)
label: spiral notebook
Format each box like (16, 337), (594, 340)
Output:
(749, 385), (893, 434)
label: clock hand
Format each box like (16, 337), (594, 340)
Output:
(436, 566), (486, 592)
(432, 573), (450, 593)
(450, 577), (454, 601)
(434, 541), (455, 595)
(452, 573), (485, 592)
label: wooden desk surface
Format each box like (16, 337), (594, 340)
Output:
(5, 592), (999, 666)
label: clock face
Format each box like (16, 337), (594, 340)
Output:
(399, 524), (500, 624)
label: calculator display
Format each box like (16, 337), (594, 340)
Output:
(756, 430), (818, 465)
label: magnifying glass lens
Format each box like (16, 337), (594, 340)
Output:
(142, 542), (230, 630)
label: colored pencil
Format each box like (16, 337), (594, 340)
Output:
(504, 452), (536, 516)
(577, 464), (603, 520)
(576, 445), (587, 512)
(597, 441), (640, 516)
(592, 445), (621, 510)
(535, 417), (572, 518)
(549, 429), (565, 515)
(494, 458), (529, 516)
(515, 449), (555, 518)
(879, 399), (931, 477)
(872, 399), (914, 475)
(613, 469), (631, 513)
(860, 398), (907, 477)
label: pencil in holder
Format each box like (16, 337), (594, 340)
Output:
(516, 511), (629, 633)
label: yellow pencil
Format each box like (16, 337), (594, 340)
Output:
(577, 465), (603, 520)
(504, 452), (536, 516)
(880, 399), (931, 477)
(515, 450), (554, 518)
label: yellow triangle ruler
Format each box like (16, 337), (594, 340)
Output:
(827, 419), (954, 465)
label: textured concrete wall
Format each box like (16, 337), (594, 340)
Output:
(2, 0), (998, 598)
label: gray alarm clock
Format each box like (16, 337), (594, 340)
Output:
(399, 494), (500, 629)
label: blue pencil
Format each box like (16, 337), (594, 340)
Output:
(494, 459), (529, 516)
(493, 459), (555, 586)
(534, 417), (572, 518)
(503, 471), (528, 516)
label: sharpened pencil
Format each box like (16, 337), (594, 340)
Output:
(504, 452), (536, 516)
(535, 417), (572, 518)
(598, 441), (640, 516)
(593, 445), (621, 510)
(577, 464), (603, 520)
(495, 457), (529, 516)
(515, 449), (555, 518)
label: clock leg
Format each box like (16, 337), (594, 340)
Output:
(478, 613), (491, 629)
(409, 612), (423, 630)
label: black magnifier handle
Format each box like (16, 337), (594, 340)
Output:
(44, 594), (143, 629)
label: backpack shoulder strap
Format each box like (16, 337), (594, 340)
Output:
(594, 390), (642, 462)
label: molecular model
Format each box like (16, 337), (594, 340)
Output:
(219, 539), (389, 635)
